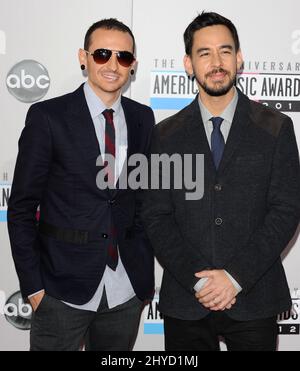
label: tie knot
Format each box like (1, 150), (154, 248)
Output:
(210, 117), (224, 130)
(102, 109), (114, 122)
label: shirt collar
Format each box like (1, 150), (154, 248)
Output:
(84, 81), (122, 119)
(198, 87), (239, 124)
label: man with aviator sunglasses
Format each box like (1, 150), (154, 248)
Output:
(84, 48), (136, 68)
(8, 19), (155, 351)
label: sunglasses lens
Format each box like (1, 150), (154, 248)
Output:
(117, 52), (135, 67)
(92, 49), (112, 64)
(90, 49), (135, 67)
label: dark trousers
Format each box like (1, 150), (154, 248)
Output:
(164, 312), (278, 351)
(30, 291), (143, 351)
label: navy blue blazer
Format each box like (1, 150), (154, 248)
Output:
(7, 84), (155, 304)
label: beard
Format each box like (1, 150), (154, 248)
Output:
(196, 68), (237, 97)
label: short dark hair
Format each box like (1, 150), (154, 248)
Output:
(184, 12), (240, 55)
(84, 18), (136, 53)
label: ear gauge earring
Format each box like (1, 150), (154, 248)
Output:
(130, 70), (135, 76)
(81, 65), (86, 71)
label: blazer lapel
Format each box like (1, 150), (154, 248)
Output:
(121, 97), (140, 159)
(217, 91), (252, 175)
(185, 97), (216, 176)
(63, 87), (145, 197)
(185, 91), (252, 178)
(111, 97), (141, 196)
(65, 85), (101, 181)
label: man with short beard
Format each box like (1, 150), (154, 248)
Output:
(142, 12), (300, 351)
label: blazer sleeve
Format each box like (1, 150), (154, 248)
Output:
(225, 117), (300, 294)
(7, 104), (52, 298)
(141, 126), (212, 294)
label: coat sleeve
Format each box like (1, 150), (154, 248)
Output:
(7, 104), (53, 298)
(141, 126), (213, 294)
(225, 117), (300, 294)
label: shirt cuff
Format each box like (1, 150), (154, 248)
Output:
(28, 290), (45, 299)
(224, 271), (242, 293)
(194, 277), (208, 292)
(193, 272), (242, 293)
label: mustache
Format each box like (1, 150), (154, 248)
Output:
(206, 68), (229, 78)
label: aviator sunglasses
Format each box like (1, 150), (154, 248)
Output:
(84, 48), (135, 68)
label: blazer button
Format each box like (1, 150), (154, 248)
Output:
(102, 234), (108, 239)
(215, 218), (223, 226)
(214, 184), (222, 192)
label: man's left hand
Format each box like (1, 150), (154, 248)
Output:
(195, 270), (238, 311)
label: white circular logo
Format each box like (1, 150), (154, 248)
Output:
(6, 60), (50, 103)
(2, 291), (32, 331)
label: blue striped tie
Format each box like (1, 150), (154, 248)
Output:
(210, 117), (225, 169)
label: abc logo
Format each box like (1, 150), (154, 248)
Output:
(0, 291), (32, 331)
(6, 60), (50, 103)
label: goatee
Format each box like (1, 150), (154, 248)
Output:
(197, 68), (237, 97)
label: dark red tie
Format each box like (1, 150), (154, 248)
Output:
(103, 109), (116, 186)
(102, 109), (118, 271)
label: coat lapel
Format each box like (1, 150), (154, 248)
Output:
(114, 97), (141, 195)
(217, 90), (252, 175)
(64, 88), (143, 197)
(121, 96), (140, 159)
(185, 97), (216, 176)
(64, 85), (101, 182)
(185, 91), (252, 178)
